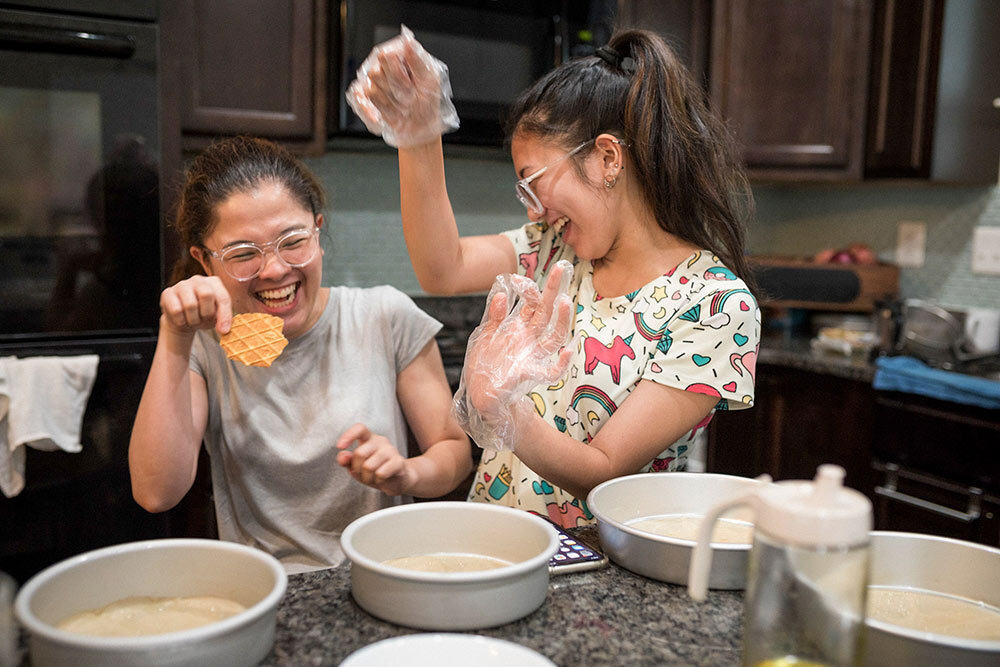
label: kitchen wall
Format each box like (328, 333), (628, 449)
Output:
(307, 148), (1000, 310)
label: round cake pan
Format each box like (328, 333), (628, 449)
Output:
(588, 472), (763, 589)
(864, 531), (1000, 667)
(341, 502), (559, 630)
(14, 538), (286, 667)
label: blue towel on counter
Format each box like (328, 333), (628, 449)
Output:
(873, 356), (1000, 410)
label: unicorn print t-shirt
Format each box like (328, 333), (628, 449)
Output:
(466, 221), (761, 528)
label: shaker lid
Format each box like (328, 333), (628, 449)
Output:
(755, 464), (872, 546)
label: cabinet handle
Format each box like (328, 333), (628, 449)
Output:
(0, 21), (136, 58)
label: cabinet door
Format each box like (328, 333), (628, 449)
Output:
(707, 365), (875, 493)
(864, 0), (944, 178)
(174, 0), (326, 152)
(616, 0), (711, 85)
(931, 0), (1000, 183)
(710, 0), (873, 180)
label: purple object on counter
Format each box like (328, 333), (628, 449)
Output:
(873, 356), (1000, 409)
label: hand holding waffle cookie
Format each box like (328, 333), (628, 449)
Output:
(220, 313), (287, 367)
(130, 137), (471, 572)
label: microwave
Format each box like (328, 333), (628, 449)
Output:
(331, 0), (615, 146)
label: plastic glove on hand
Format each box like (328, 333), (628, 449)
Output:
(346, 25), (459, 148)
(452, 260), (575, 452)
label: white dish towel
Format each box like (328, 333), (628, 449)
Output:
(0, 355), (99, 498)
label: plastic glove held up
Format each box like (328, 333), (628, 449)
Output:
(345, 25), (460, 148)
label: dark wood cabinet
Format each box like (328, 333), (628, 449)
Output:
(864, 0), (944, 178)
(616, 0), (711, 85)
(709, 0), (873, 181)
(708, 361), (1000, 549)
(707, 364), (876, 493)
(166, 0), (327, 154)
(930, 0), (1000, 184)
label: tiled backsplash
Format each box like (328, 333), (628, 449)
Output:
(306, 148), (1000, 310)
(751, 183), (1000, 310)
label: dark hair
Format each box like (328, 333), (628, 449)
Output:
(505, 29), (755, 290)
(169, 136), (326, 284)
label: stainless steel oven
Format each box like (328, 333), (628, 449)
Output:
(0, 1), (161, 341)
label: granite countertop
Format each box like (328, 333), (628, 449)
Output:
(757, 332), (877, 382)
(263, 527), (744, 666)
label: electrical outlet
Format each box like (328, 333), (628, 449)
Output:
(896, 221), (926, 268)
(971, 226), (1000, 275)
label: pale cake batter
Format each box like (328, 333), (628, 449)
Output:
(57, 596), (246, 637)
(628, 514), (754, 544)
(382, 553), (511, 572)
(867, 586), (1000, 640)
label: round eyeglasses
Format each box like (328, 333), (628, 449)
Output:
(204, 226), (320, 282)
(514, 141), (591, 215)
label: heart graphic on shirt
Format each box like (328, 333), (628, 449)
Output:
(483, 473), (492, 482)
(650, 362), (662, 373)
(740, 301), (750, 311)
(679, 276), (689, 284)
(733, 333), (749, 346)
(692, 354), (711, 366)
(723, 381), (737, 392)
(672, 291), (682, 300)
(532, 480), (554, 495)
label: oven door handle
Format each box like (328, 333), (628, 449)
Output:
(0, 21), (136, 59)
(874, 485), (983, 523)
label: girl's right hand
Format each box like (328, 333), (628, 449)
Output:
(158, 275), (232, 337)
(346, 28), (459, 149)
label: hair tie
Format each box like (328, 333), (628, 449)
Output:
(595, 45), (635, 75)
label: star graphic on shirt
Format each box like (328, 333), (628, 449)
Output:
(651, 285), (669, 302)
(571, 365), (579, 378)
(566, 405), (580, 426)
(617, 304), (627, 314)
(590, 315), (606, 331)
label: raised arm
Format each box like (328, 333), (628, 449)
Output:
(129, 276), (230, 512)
(351, 35), (517, 294)
(398, 140), (517, 294)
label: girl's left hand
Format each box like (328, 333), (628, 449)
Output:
(454, 260), (574, 451)
(336, 423), (413, 496)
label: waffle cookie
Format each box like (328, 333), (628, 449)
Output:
(220, 313), (288, 367)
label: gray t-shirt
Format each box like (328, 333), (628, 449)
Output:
(190, 285), (441, 573)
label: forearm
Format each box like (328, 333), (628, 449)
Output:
(128, 326), (202, 511)
(398, 139), (465, 293)
(402, 437), (473, 498)
(512, 415), (618, 501)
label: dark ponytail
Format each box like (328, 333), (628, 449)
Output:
(506, 30), (755, 291)
(168, 136), (326, 284)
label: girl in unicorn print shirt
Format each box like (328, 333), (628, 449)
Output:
(350, 29), (760, 528)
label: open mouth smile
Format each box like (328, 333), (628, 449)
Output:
(255, 282), (299, 309)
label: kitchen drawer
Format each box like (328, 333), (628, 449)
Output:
(872, 460), (1000, 548)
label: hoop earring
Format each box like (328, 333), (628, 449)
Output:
(604, 176), (617, 189)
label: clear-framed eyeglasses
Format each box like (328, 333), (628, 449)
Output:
(514, 141), (591, 216)
(204, 225), (320, 282)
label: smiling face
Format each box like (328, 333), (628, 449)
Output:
(510, 134), (619, 261)
(194, 181), (327, 340)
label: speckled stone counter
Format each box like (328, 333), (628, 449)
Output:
(262, 527), (744, 666)
(757, 333), (876, 382)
